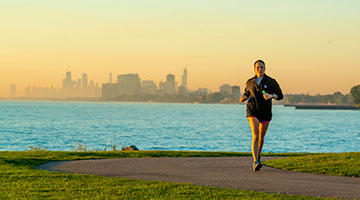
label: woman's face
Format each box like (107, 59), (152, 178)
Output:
(254, 62), (265, 77)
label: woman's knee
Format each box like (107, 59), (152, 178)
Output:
(252, 134), (260, 142)
(258, 137), (264, 144)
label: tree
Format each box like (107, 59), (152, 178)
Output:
(333, 92), (347, 105)
(350, 85), (360, 105)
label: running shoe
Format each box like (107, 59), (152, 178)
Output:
(257, 156), (263, 169)
(253, 160), (262, 171)
(258, 160), (263, 170)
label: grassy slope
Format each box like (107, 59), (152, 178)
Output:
(263, 152), (360, 178)
(0, 151), (345, 199)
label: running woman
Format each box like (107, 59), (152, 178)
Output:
(240, 60), (283, 171)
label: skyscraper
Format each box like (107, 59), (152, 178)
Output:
(181, 68), (187, 89)
(62, 71), (75, 98)
(231, 86), (241, 100)
(109, 72), (112, 83)
(141, 80), (157, 95)
(82, 73), (88, 89)
(167, 74), (175, 83)
(117, 73), (141, 95)
(166, 74), (176, 94)
(159, 74), (176, 95)
(62, 71), (74, 89)
(102, 83), (116, 99)
(66, 71), (71, 80)
(220, 84), (231, 95)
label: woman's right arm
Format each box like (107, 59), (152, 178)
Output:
(240, 84), (250, 102)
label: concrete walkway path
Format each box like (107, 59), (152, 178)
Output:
(37, 157), (360, 199)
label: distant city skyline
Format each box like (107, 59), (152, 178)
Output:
(6, 64), (356, 99)
(4, 68), (199, 98)
(1, 1), (360, 97)
(8, 69), (244, 99)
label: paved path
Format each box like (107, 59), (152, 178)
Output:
(37, 157), (360, 199)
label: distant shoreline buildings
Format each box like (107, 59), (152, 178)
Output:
(8, 70), (355, 105)
(17, 72), (101, 99)
(61, 71), (101, 98)
(101, 68), (240, 102)
(9, 68), (242, 103)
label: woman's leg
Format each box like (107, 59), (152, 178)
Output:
(258, 122), (270, 159)
(248, 117), (260, 162)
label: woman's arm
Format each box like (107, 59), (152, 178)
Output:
(272, 80), (283, 100)
(240, 84), (250, 102)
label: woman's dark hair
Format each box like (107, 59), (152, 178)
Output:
(254, 59), (265, 68)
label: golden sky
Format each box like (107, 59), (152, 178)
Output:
(1, 0), (360, 97)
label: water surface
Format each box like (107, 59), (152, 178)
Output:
(1, 100), (359, 152)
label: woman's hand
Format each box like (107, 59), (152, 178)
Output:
(263, 93), (273, 100)
(240, 96), (248, 102)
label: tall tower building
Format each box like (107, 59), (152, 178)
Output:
(82, 73), (88, 89)
(66, 71), (71, 80)
(141, 80), (157, 95)
(166, 74), (176, 94)
(10, 84), (16, 98)
(117, 73), (141, 95)
(181, 68), (187, 89)
(62, 71), (75, 98)
(109, 72), (112, 83)
(231, 86), (241, 100)
(62, 71), (74, 89)
(167, 74), (175, 83)
(220, 84), (231, 95)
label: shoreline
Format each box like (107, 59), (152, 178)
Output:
(1, 98), (244, 105)
(284, 104), (360, 110)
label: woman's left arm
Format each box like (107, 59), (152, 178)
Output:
(272, 80), (283, 100)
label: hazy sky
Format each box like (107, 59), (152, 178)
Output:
(1, 0), (360, 97)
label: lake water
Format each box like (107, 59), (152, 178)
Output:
(1, 100), (359, 153)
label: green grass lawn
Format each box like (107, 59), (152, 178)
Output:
(263, 152), (360, 178)
(0, 151), (355, 199)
